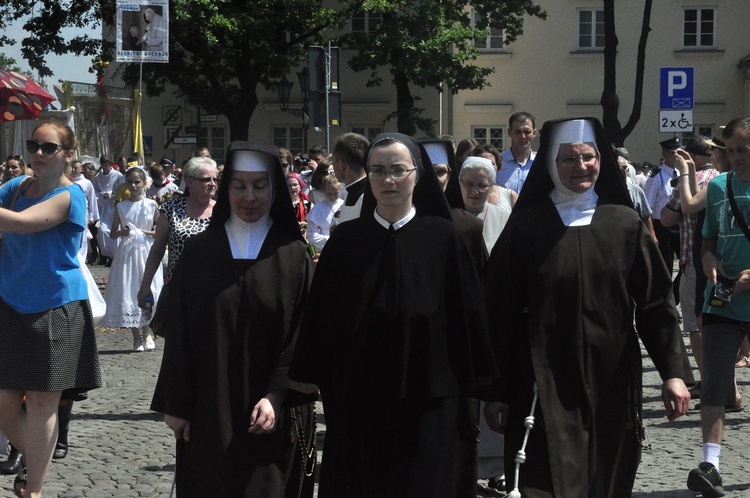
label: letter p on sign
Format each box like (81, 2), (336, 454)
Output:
(660, 67), (694, 110)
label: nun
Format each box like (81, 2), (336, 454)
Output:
(482, 118), (690, 497)
(151, 143), (317, 497)
(290, 133), (497, 497)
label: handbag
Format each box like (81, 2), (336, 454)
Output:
(149, 281), (170, 337)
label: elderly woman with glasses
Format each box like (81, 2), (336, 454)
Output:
(151, 143), (317, 497)
(290, 132), (497, 497)
(482, 118), (690, 497)
(137, 157), (217, 313)
(459, 156), (517, 254)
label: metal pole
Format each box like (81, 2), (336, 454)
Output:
(325, 42), (331, 152)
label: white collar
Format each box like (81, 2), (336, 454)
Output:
(549, 188), (598, 226)
(224, 211), (273, 259)
(374, 206), (417, 230)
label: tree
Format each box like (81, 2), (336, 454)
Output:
(0, 0), (356, 141)
(341, 0), (546, 136)
(600, 0), (653, 147)
(120, 0), (354, 141)
(0, 0), (110, 78)
(0, 52), (21, 71)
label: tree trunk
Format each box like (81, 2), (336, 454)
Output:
(394, 70), (416, 136)
(600, 0), (621, 145)
(223, 80), (260, 142)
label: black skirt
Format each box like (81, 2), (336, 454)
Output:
(0, 298), (101, 393)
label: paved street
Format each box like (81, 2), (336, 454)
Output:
(2, 265), (750, 497)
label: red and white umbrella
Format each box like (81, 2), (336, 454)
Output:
(0, 69), (55, 122)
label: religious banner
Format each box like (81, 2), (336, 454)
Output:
(115, 0), (169, 63)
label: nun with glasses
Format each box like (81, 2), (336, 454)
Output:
(290, 133), (497, 497)
(151, 143), (318, 497)
(482, 118), (690, 497)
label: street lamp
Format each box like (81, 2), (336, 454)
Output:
(276, 68), (309, 153)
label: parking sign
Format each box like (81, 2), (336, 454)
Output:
(660, 67), (694, 110)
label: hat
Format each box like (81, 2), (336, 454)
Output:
(659, 137), (682, 151)
(685, 136), (711, 157)
(615, 147), (629, 159)
(159, 157), (174, 167)
(705, 136), (726, 149)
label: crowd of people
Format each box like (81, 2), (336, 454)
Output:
(0, 113), (748, 497)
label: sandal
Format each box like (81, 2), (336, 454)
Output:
(735, 355), (750, 368)
(13, 464), (26, 498)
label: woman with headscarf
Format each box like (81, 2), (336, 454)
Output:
(150, 143), (318, 497)
(482, 118), (690, 497)
(290, 133), (497, 497)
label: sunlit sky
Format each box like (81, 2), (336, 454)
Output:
(2, 18), (100, 97)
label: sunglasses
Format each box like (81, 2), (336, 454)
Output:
(26, 140), (65, 156)
(6, 155), (22, 161)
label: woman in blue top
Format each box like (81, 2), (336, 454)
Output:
(0, 121), (101, 498)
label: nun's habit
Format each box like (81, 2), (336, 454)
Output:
(290, 133), (497, 497)
(422, 138), (489, 276)
(484, 118), (686, 497)
(151, 143), (317, 498)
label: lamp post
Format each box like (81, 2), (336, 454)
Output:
(276, 67), (309, 153)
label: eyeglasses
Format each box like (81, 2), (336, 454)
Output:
(557, 154), (599, 168)
(460, 180), (492, 193)
(26, 140), (65, 156)
(369, 167), (417, 181)
(6, 155), (22, 161)
(190, 176), (218, 184)
(435, 167), (451, 178)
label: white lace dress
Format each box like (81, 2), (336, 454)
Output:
(100, 199), (163, 328)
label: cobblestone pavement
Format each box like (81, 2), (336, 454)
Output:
(2, 265), (750, 497)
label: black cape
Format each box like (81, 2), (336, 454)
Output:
(290, 133), (497, 497)
(151, 142), (317, 497)
(484, 118), (685, 497)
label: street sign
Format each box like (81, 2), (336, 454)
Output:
(660, 67), (694, 110)
(659, 110), (694, 133)
(173, 136), (197, 144)
(200, 114), (217, 122)
(184, 125), (198, 134)
(162, 105), (182, 125)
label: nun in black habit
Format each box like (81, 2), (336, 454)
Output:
(289, 133), (498, 497)
(482, 118), (690, 498)
(151, 143), (317, 497)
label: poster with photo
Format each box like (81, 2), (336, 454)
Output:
(116, 0), (169, 63)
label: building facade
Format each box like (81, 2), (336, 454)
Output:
(107, 0), (750, 166)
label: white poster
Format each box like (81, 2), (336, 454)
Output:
(116, 0), (169, 63)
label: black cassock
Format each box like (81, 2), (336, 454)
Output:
(151, 224), (317, 497)
(485, 200), (685, 497)
(290, 213), (497, 498)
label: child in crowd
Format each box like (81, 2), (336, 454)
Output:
(100, 167), (163, 351)
(305, 174), (344, 251)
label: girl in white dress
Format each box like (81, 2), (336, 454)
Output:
(305, 174), (344, 251)
(100, 167), (163, 351)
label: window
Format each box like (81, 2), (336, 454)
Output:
(472, 126), (504, 150)
(578, 9), (605, 50)
(681, 126), (713, 143)
(472, 11), (504, 50)
(683, 8), (715, 48)
(351, 126), (382, 140)
(198, 126), (227, 162)
(351, 11), (382, 33)
(272, 126), (304, 153)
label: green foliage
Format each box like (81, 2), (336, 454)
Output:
(341, 0), (545, 134)
(0, 52), (22, 71)
(0, 0), (112, 77)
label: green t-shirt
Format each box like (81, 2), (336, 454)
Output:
(702, 172), (750, 321)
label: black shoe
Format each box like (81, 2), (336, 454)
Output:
(689, 381), (702, 400)
(0, 446), (22, 475)
(53, 442), (68, 460)
(488, 475), (506, 492)
(687, 462), (726, 497)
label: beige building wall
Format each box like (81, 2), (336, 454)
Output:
(108, 0), (750, 165)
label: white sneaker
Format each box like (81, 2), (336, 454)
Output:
(144, 335), (156, 350)
(133, 343), (145, 352)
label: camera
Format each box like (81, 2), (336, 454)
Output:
(709, 274), (734, 307)
(294, 155), (311, 171)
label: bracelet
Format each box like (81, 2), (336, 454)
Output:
(678, 174), (690, 179)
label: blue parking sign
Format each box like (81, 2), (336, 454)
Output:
(660, 67), (694, 110)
